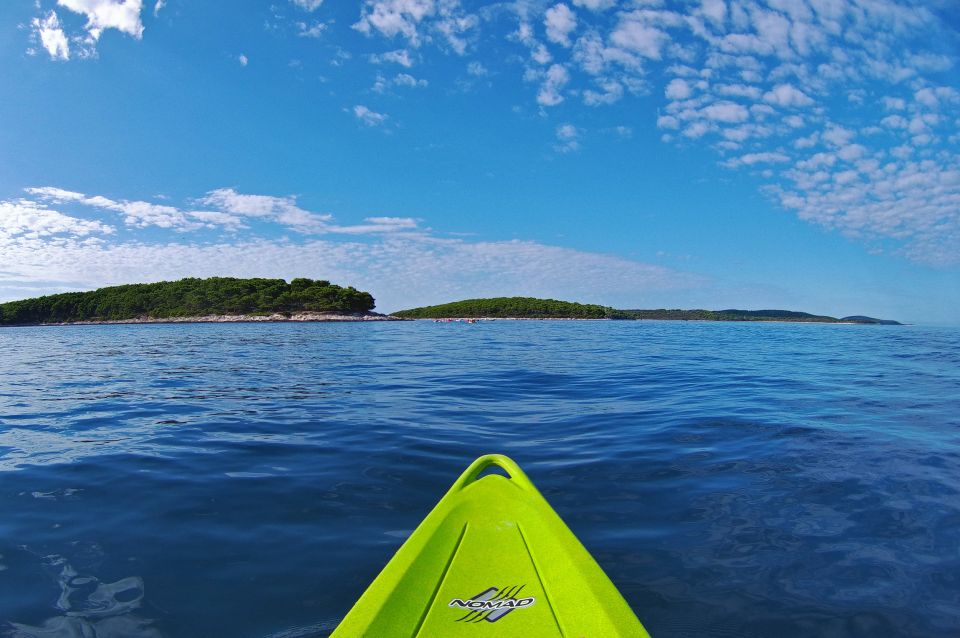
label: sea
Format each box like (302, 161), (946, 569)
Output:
(1, 320), (958, 638)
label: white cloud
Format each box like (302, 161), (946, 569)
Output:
(775, 155), (960, 266)
(610, 12), (670, 60)
(716, 83), (762, 100)
(763, 83), (814, 108)
(531, 43), (552, 65)
(571, 0), (615, 11)
(198, 188), (333, 234)
(291, 0), (324, 10)
(353, 0), (434, 44)
(369, 49), (414, 67)
(187, 211), (246, 231)
(353, 104), (389, 126)
(544, 3), (577, 48)
(699, 0), (726, 27)
(883, 96), (906, 110)
(54, 0), (144, 55)
(555, 123), (580, 152)
(392, 72), (428, 88)
(537, 63), (570, 106)
(16, 187), (430, 239)
(238, 54), (249, 67)
(702, 101), (749, 123)
(329, 216), (420, 234)
(723, 151), (791, 168)
(466, 61), (488, 76)
(25, 187), (87, 202)
(353, 0), (476, 54)
(821, 125), (854, 147)
(31, 11), (70, 61)
(153, 0), (164, 16)
(0, 200), (113, 238)
(665, 78), (692, 100)
(583, 78), (623, 106)
(297, 22), (326, 38)
(2, 184), (706, 312)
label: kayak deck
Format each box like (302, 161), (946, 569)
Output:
(331, 454), (650, 637)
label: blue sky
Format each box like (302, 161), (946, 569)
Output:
(1, 0), (958, 323)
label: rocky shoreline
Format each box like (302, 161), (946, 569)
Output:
(30, 312), (405, 326)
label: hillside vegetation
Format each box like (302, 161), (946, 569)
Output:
(393, 297), (611, 319)
(609, 308), (838, 321)
(0, 277), (375, 325)
(395, 298), (901, 324)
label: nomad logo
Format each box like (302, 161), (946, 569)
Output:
(448, 585), (535, 623)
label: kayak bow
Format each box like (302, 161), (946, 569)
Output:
(331, 454), (650, 637)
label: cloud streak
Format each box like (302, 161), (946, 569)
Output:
(15, 186), (421, 237)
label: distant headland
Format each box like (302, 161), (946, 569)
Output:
(393, 297), (902, 324)
(0, 282), (900, 326)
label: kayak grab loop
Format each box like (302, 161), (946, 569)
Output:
(449, 454), (537, 493)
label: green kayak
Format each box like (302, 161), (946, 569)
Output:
(331, 454), (650, 637)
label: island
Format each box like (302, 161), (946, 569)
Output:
(1, 285), (902, 326)
(0, 277), (397, 325)
(393, 298), (901, 324)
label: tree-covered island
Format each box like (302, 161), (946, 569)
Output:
(1, 285), (902, 326)
(394, 298), (901, 324)
(0, 277), (385, 325)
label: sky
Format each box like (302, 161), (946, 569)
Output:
(1, 0), (958, 323)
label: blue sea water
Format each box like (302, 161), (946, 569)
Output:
(0, 320), (959, 638)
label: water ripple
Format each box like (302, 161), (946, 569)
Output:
(0, 321), (958, 637)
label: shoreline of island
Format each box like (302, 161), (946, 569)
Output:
(20, 311), (404, 327)
(0, 278), (902, 327)
(413, 317), (879, 325)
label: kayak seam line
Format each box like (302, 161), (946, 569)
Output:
(410, 521), (468, 638)
(517, 522), (565, 637)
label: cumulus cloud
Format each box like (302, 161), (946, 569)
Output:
(59, 0), (144, 40)
(369, 48), (414, 67)
(291, 0), (324, 10)
(30, 0), (147, 59)
(466, 61), (488, 76)
(702, 101), (750, 123)
(353, 0), (477, 54)
(297, 22), (326, 38)
(544, 4), (577, 48)
(610, 11), (671, 60)
(571, 0), (615, 11)
(198, 188), (333, 233)
(353, 104), (389, 126)
(763, 83), (814, 108)
(723, 151), (791, 168)
(555, 123), (580, 152)
(537, 63), (570, 106)
(665, 78), (692, 100)
(392, 72), (428, 88)
(31, 11), (70, 61)
(0, 200), (114, 238)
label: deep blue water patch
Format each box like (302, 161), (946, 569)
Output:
(1, 321), (959, 637)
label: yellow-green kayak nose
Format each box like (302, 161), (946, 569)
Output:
(331, 454), (651, 637)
